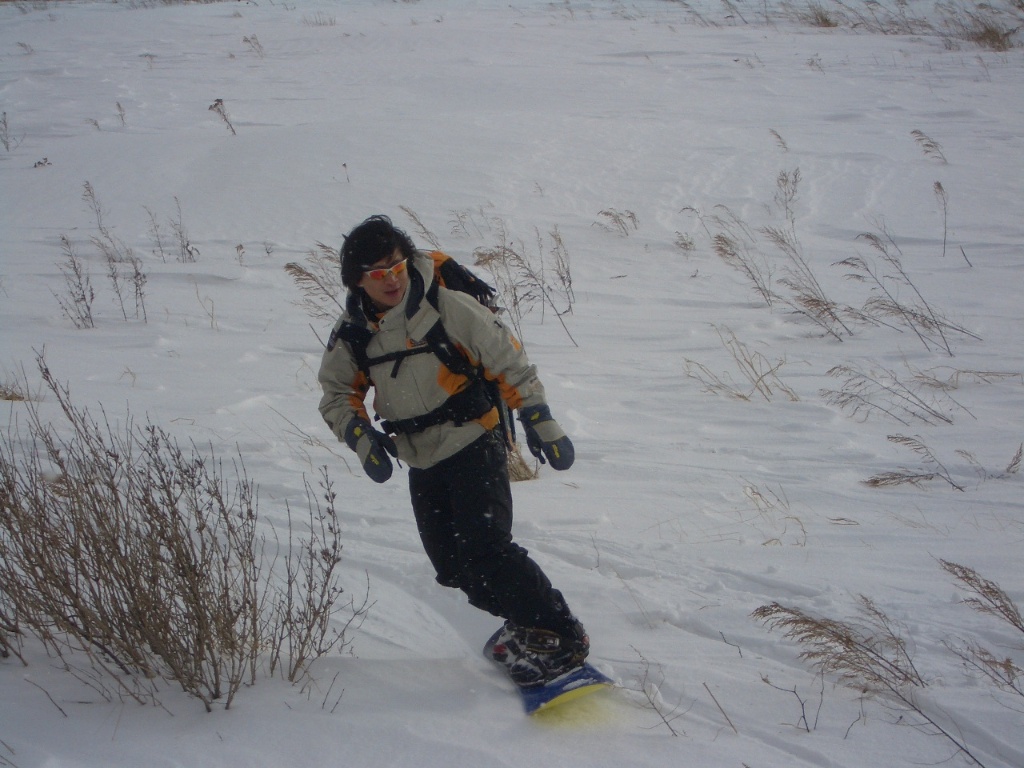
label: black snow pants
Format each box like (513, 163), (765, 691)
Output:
(408, 429), (576, 636)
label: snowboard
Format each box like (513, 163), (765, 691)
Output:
(484, 627), (613, 715)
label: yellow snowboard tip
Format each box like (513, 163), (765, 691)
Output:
(531, 681), (612, 715)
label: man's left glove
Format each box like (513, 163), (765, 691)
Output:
(345, 418), (399, 483)
(519, 404), (574, 471)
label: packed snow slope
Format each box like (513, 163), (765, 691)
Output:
(2, 1), (1023, 766)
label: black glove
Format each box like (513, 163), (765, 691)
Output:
(519, 404), (574, 471)
(345, 418), (399, 483)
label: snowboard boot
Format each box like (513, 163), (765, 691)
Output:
(488, 621), (519, 665)
(504, 621), (590, 688)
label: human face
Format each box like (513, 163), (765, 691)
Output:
(359, 248), (410, 311)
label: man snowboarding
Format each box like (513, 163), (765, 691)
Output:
(317, 215), (589, 687)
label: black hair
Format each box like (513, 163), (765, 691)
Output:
(340, 215), (417, 289)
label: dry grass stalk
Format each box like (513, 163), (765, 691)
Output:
(940, 560), (1023, 699)
(448, 205), (515, 242)
(83, 181), (147, 323)
(399, 206), (442, 250)
(706, 174), (850, 341)
(144, 199), (195, 263)
(943, 9), (1021, 51)
(144, 205), (169, 261)
(769, 128), (789, 152)
(712, 232), (775, 306)
(753, 597), (925, 692)
(193, 280), (217, 330)
(865, 468), (943, 489)
(945, 638), (1024, 699)
(631, 647), (686, 736)
(759, 673), (823, 731)
(53, 235), (95, 329)
(674, 231), (696, 252)
(468, 250), (518, 309)
(242, 34), (264, 58)
(684, 357), (751, 401)
(0, 383), (28, 402)
(940, 560), (1024, 634)
(0, 591), (18, 661)
(473, 222), (578, 347)
(506, 443), (538, 482)
(842, 225), (979, 356)
(934, 182), (950, 260)
(208, 98), (236, 135)
(1006, 443), (1023, 475)
(955, 444), (1024, 482)
(773, 168), (801, 226)
(1, 111), (22, 152)
(763, 224), (850, 341)
(284, 242), (345, 323)
(870, 435), (1020, 488)
(303, 11), (337, 26)
(912, 367), (1023, 389)
(911, 130), (948, 163)
(822, 363), (959, 426)
(548, 225), (574, 309)
(753, 597), (990, 767)
(595, 208), (638, 236)
(685, 325), (797, 402)
(742, 481), (807, 546)
(865, 434), (964, 491)
(781, 0), (1020, 42)
(805, 2), (839, 27)
(763, 168), (851, 340)
(703, 681), (738, 735)
(170, 197), (199, 263)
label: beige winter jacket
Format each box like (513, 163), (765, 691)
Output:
(318, 251), (549, 470)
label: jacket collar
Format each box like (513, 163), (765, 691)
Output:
(344, 251), (435, 328)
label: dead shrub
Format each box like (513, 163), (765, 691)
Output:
(0, 355), (363, 711)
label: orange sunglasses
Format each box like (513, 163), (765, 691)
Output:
(362, 258), (408, 281)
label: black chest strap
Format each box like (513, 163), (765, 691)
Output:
(380, 378), (494, 435)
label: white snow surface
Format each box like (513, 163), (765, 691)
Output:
(2, 1), (1023, 766)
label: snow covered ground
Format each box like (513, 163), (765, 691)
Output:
(2, 1), (1023, 766)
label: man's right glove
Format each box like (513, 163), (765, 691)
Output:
(345, 418), (399, 483)
(519, 404), (574, 471)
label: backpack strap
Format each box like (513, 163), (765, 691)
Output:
(423, 277), (514, 444)
(421, 279), (478, 378)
